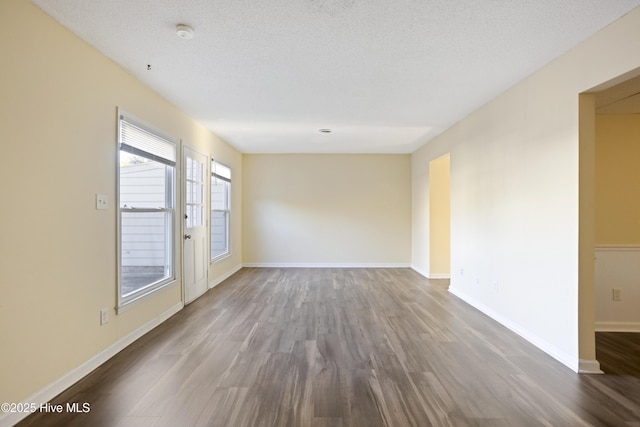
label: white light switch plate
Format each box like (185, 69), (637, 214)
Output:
(96, 194), (108, 210)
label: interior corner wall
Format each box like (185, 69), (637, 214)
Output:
(0, 0), (242, 410)
(594, 113), (640, 331)
(411, 7), (640, 371)
(242, 154), (411, 266)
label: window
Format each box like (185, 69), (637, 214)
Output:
(211, 160), (231, 261)
(118, 113), (176, 310)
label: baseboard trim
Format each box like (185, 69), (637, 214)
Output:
(242, 262), (411, 268)
(595, 321), (640, 332)
(428, 273), (451, 279)
(410, 266), (450, 279)
(448, 286), (580, 373)
(0, 302), (183, 427)
(209, 264), (243, 289)
(578, 359), (604, 374)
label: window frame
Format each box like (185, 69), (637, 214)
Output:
(210, 160), (231, 263)
(116, 111), (178, 313)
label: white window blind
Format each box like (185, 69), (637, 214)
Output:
(212, 161), (231, 182)
(119, 117), (176, 166)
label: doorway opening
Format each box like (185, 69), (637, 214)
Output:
(580, 68), (640, 374)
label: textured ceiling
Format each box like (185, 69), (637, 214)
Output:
(32, 0), (640, 153)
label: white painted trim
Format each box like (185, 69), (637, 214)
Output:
(448, 286), (580, 373)
(428, 273), (450, 279)
(410, 266), (450, 279)
(595, 245), (640, 252)
(0, 302), (183, 427)
(595, 321), (640, 332)
(578, 359), (604, 374)
(209, 264), (243, 289)
(242, 262), (411, 268)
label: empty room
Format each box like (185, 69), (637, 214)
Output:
(2, 0), (640, 426)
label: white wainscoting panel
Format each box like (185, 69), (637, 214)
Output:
(595, 246), (640, 332)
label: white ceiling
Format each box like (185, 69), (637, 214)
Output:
(32, 0), (640, 153)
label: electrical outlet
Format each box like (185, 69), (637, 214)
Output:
(460, 268), (464, 276)
(612, 288), (622, 302)
(492, 281), (499, 293)
(100, 308), (109, 325)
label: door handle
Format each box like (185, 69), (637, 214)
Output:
(184, 234), (191, 240)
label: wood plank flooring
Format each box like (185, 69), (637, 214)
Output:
(17, 268), (640, 426)
(596, 332), (640, 377)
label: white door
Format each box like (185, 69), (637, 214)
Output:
(183, 146), (208, 303)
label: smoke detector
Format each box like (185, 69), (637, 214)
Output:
(176, 24), (194, 39)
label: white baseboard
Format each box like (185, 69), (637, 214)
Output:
(448, 286), (580, 373)
(578, 359), (604, 374)
(595, 321), (640, 332)
(410, 266), (450, 279)
(209, 264), (243, 289)
(0, 302), (183, 427)
(242, 262), (411, 268)
(428, 273), (450, 279)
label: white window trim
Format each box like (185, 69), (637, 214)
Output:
(116, 110), (179, 313)
(211, 160), (231, 263)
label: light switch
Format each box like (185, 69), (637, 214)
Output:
(96, 194), (108, 210)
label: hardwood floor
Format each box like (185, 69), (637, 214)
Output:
(596, 332), (640, 377)
(18, 268), (640, 426)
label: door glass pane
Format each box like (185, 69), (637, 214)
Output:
(196, 161), (203, 181)
(185, 154), (205, 228)
(187, 157), (193, 180)
(197, 182), (203, 204)
(196, 205), (203, 227)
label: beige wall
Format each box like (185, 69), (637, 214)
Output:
(411, 7), (640, 371)
(595, 114), (640, 244)
(428, 155), (451, 276)
(0, 0), (241, 407)
(4, 0), (640, 414)
(242, 154), (411, 265)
